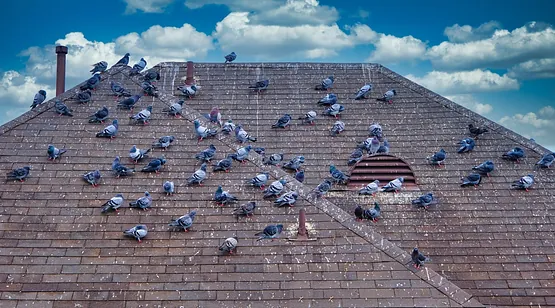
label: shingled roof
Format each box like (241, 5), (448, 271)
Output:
(0, 61), (553, 307)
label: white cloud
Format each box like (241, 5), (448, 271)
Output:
(123, 0), (174, 13)
(0, 71), (54, 122)
(507, 57), (555, 79)
(184, 0), (277, 11)
(405, 69), (520, 95)
(445, 94), (493, 115)
(366, 34), (427, 64)
(443, 21), (502, 43)
(498, 106), (555, 151)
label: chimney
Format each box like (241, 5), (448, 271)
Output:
(55, 46), (68, 96)
(185, 61), (194, 85)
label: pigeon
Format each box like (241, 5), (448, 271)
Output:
(163, 181), (175, 195)
(299, 111), (317, 125)
(96, 119), (118, 138)
(283, 156), (305, 172)
(195, 144), (217, 162)
(83, 170), (101, 187)
(152, 135), (176, 150)
(377, 139), (390, 154)
(315, 76), (334, 91)
(457, 138), (475, 153)
(354, 202), (381, 222)
(178, 84), (200, 98)
(253, 147), (265, 155)
(219, 237), (238, 254)
(317, 93), (337, 105)
(255, 224), (284, 241)
(230, 145), (252, 163)
(112, 156), (135, 178)
(323, 103), (344, 118)
(114, 53), (130, 66)
(143, 69), (160, 83)
(187, 163), (207, 185)
(130, 58), (147, 75)
(358, 180), (380, 196)
(314, 179), (333, 198)
(222, 119), (236, 134)
(368, 123), (383, 141)
(75, 90), (92, 104)
(101, 194), (124, 213)
(141, 81), (157, 97)
(329, 165), (349, 184)
(214, 186), (238, 206)
(129, 191), (152, 211)
(123, 225), (148, 242)
(90, 61), (108, 74)
(30, 90), (47, 109)
(54, 100), (73, 116)
(129, 145), (151, 163)
(213, 154), (234, 172)
(47, 144), (66, 161)
(412, 192), (436, 209)
(194, 119), (218, 142)
(233, 202), (256, 217)
(461, 173), (482, 187)
(110, 81), (131, 97)
(205, 107), (222, 127)
(224, 52), (237, 63)
(6, 166), (31, 182)
(511, 174), (534, 191)
(368, 136), (380, 155)
(427, 149), (447, 167)
(468, 123), (488, 138)
(117, 95), (141, 111)
(249, 172), (270, 190)
(472, 160), (495, 177)
(263, 179), (287, 198)
(502, 147), (525, 163)
(357, 137), (375, 153)
(235, 125), (257, 143)
(263, 153), (284, 166)
(89, 106), (109, 123)
(141, 156), (166, 173)
(354, 84), (372, 100)
(129, 106), (152, 125)
(274, 191), (298, 207)
(272, 114), (292, 129)
(381, 177), (404, 192)
(164, 100), (184, 118)
(80, 74), (101, 91)
(376, 89), (397, 104)
(330, 120), (345, 136)
(411, 247), (430, 269)
(535, 152), (555, 169)
(295, 170), (305, 183)
(248, 80), (269, 92)
(169, 211), (197, 231)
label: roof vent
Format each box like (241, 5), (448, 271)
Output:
(347, 154), (418, 190)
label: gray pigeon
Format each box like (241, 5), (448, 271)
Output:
(219, 237), (238, 254)
(30, 90), (47, 109)
(358, 180), (380, 196)
(143, 69), (160, 83)
(283, 156), (305, 172)
(348, 148), (364, 166)
(330, 120), (345, 136)
(224, 52), (237, 63)
(298, 111), (317, 125)
(47, 144), (66, 161)
(412, 192), (436, 209)
(230, 145), (252, 163)
(129, 191), (152, 211)
(80, 74), (101, 91)
(315, 76), (334, 91)
(411, 247), (430, 269)
(323, 103), (344, 118)
(222, 119), (236, 134)
(368, 136), (380, 155)
(110, 81), (131, 97)
(141, 156), (167, 173)
(317, 93), (337, 105)
(83, 170), (101, 187)
(272, 114), (292, 129)
(187, 163), (207, 185)
(123, 224), (148, 242)
(368, 123), (383, 141)
(6, 166), (31, 182)
(117, 95), (141, 111)
(164, 100), (184, 118)
(354, 202), (381, 222)
(263, 179), (287, 198)
(177, 84), (200, 98)
(114, 53), (130, 66)
(255, 224), (284, 241)
(314, 179), (333, 198)
(233, 201), (256, 217)
(169, 211), (196, 231)
(101, 194), (124, 213)
(214, 186), (238, 206)
(194, 119), (218, 142)
(511, 174), (534, 191)
(329, 165), (349, 184)
(354, 84), (372, 100)
(461, 173), (482, 187)
(89, 106), (109, 123)
(163, 181), (175, 195)
(235, 125), (257, 143)
(213, 154), (234, 172)
(75, 90), (92, 104)
(376, 89), (397, 104)
(152, 136), (176, 150)
(381, 177), (404, 192)
(141, 81), (157, 97)
(129, 145), (151, 163)
(90, 61), (108, 74)
(274, 191), (298, 207)
(195, 144), (217, 162)
(130, 58), (147, 75)
(96, 119), (118, 138)
(262, 153), (284, 166)
(54, 100), (73, 116)
(248, 172), (270, 190)
(112, 156), (135, 178)
(377, 139), (390, 154)
(129, 106), (152, 125)
(248, 80), (269, 92)
(535, 152), (555, 169)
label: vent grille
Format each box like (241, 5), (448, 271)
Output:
(347, 154), (418, 190)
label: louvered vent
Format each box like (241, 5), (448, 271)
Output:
(347, 154), (418, 190)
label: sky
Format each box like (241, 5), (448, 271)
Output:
(1, 0), (555, 150)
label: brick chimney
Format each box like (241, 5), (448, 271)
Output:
(185, 61), (194, 85)
(55, 46), (68, 96)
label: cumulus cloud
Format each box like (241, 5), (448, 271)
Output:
(405, 69), (520, 95)
(445, 94), (493, 115)
(443, 21), (502, 43)
(366, 34), (427, 64)
(498, 106), (555, 150)
(0, 71), (54, 122)
(507, 57), (555, 79)
(123, 0), (174, 13)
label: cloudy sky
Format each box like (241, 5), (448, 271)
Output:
(2, 0), (555, 150)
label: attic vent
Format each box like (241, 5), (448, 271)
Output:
(348, 154), (418, 190)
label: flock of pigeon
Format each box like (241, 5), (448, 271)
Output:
(7, 51), (555, 268)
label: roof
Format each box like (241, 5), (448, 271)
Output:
(0, 61), (552, 307)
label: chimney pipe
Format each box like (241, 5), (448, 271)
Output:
(297, 208), (308, 238)
(185, 61), (194, 85)
(55, 46), (68, 96)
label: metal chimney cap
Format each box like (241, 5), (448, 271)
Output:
(55, 46), (68, 54)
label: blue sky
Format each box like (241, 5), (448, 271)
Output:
(2, 0), (555, 150)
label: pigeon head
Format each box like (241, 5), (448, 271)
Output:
(39, 90), (46, 96)
(114, 156), (120, 162)
(374, 202), (380, 210)
(146, 106), (153, 112)
(176, 100), (184, 106)
(392, 89), (397, 95)
(231, 52), (236, 55)
(24, 166), (31, 171)
(328, 76), (334, 81)
(412, 247), (419, 255)
(194, 120), (201, 128)
(298, 156), (305, 163)
(215, 186), (223, 194)
(200, 163), (207, 171)
(527, 174), (534, 179)
(130, 145), (137, 152)
(125, 53), (130, 57)
(329, 165), (337, 173)
(47, 144), (54, 151)
(398, 177), (405, 182)
(112, 119), (119, 126)
(144, 191), (150, 197)
(279, 179), (287, 185)
(275, 224), (284, 232)
(115, 193), (124, 198)
(189, 211), (197, 219)
(245, 145), (252, 151)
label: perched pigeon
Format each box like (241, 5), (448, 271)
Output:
(368, 123), (383, 141)
(101, 194), (124, 213)
(233, 201), (257, 217)
(205, 107), (222, 127)
(317, 93), (337, 105)
(411, 248), (430, 269)
(195, 144), (217, 162)
(263, 153), (284, 166)
(89, 106), (109, 123)
(283, 156), (305, 172)
(219, 237), (238, 254)
(90, 61), (108, 74)
(224, 52), (237, 63)
(213, 154), (234, 172)
(274, 191), (298, 207)
(214, 186), (238, 206)
(254, 147), (265, 155)
(130, 58), (147, 75)
(129, 145), (150, 163)
(114, 53), (130, 66)
(472, 160), (495, 177)
(187, 163), (207, 185)
(376, 89), (397, 103)
(177, 84), (200, 98)
(249, 172), (270, 190)
(427, 149), (447, 167)
(295, 170), (305, 183)
(169, 211), (197, 231)
(299, 111), (317, 125)
(412, 192), (436, 209)
(329, 165), (349, 184)
(511, 174), (534, 191)
(263, 179), (287, 198)
(330, 120), (345, 136)
(129, 191), (152, 211)
(230, 145), (252, 163)
(222, 119), (236, 134)
(235, 125), (257, 143)
(357, 137), (380, 154)
(354, 84), (372, 100)
(96, 119), (118, 138)
(152, 135), (176, 150)
(75, 90), (92, 104)
(354, 202), (381, 222)
(248, 80), (269, 92)
(502, 147), (525, 163)
(272, 114), (292, 129)
(129, 106), (152, 125)
(110, 81), (131, 97)
(123, 225), (148, 242)
(164, 100), (184, 118)
(141, 156), (166, 173)
(461, 173), (482, 187)
(47, 144), (66, 161)
(358, 180), (380, 196)
(314, 179), (333, 198)
(323, 103), (344, 118)
(30, 90), (47, 109)
(54, 100), (73, 116)
(194, 119), (218, 142)
(377, 139), (390, 154)
(381, 177), (404, 192)
(535, 152), (555, 169)
(117, 95), (141, 111)
(80, 74), (101, 91)
(315, 76), (334, 91)
(163, 181), (175, 195)
(255, 224), (284, 241)
(457, 137), (475, 153)
(6, 166), (30, 182)
(83, 170), (101, 187)
(112, 156), (135, 178)
(468, 123), (488, 138)
(141, 81), (157, 97)
(143, 69), (160, 83)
